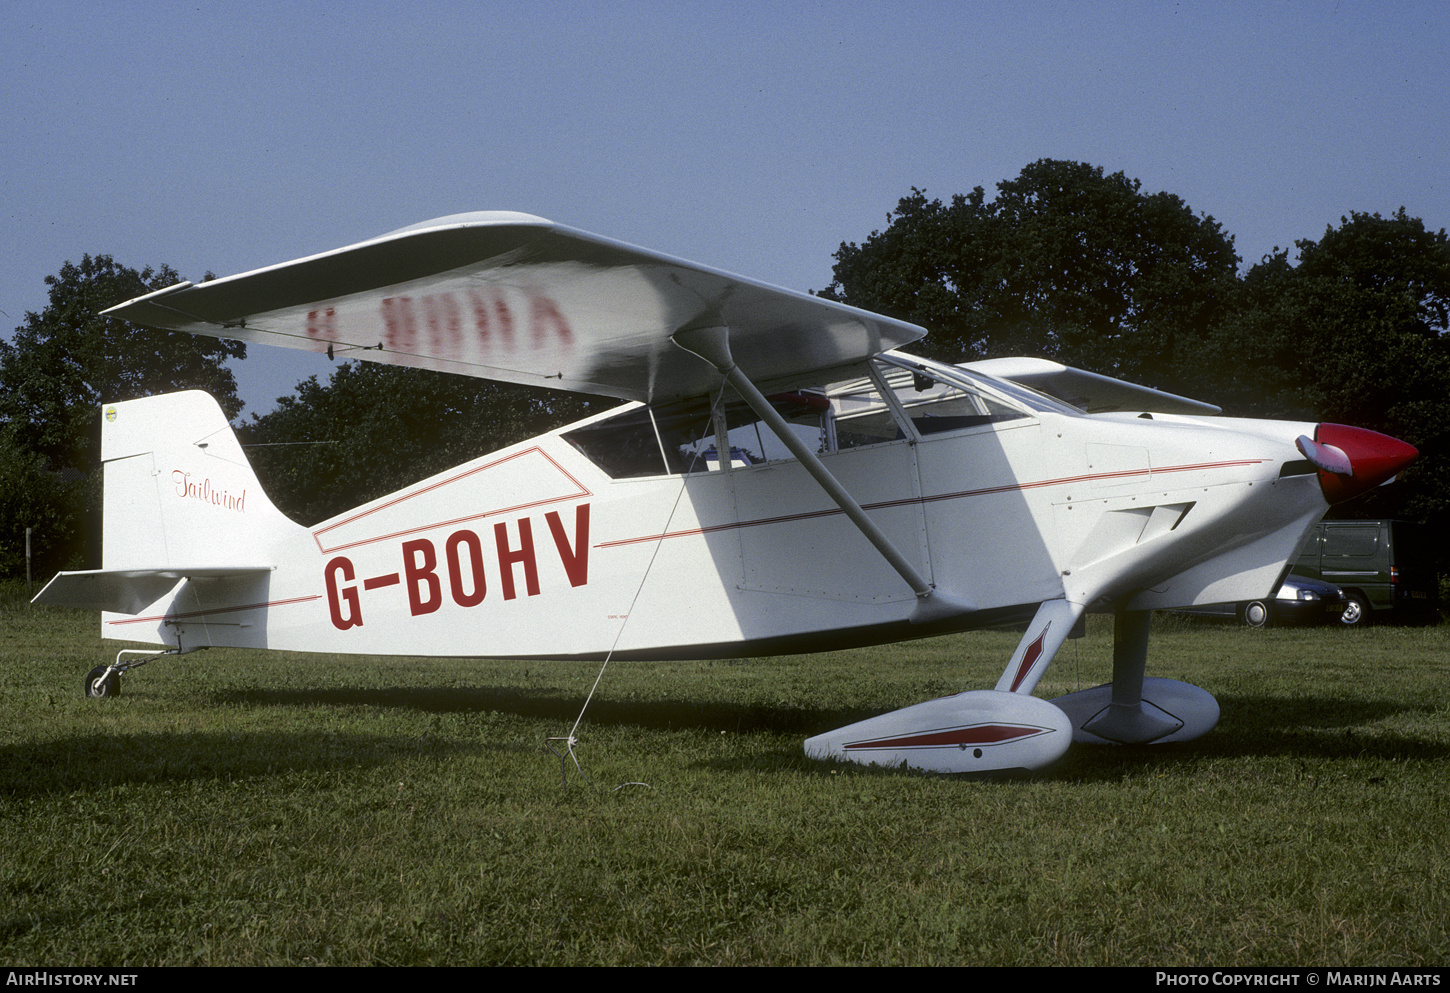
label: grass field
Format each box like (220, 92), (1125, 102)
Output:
(2, 580), (1446, 966)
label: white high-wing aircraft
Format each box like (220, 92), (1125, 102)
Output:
(35, 212), (1418, 774)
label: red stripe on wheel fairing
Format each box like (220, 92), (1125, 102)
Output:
(843, 723), (1051, 751)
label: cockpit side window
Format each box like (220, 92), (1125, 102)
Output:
(562, 405), (669, 478)
(823, 375), (904, 450)
(561, 355), (1031, 480)
(653, 397), (827, 473)
(562, 392), (831, 479)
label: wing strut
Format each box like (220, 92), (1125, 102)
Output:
(672, 327), (972, 624)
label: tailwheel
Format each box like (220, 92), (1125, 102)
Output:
(85, 665), (120, 698)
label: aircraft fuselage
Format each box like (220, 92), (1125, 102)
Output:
(100, 354), (1333, 662)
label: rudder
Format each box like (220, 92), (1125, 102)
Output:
(99, 391), (301, 569)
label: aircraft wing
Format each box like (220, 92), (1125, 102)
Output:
(962, 357), (1222, 415)
(103, 212), (927, 404)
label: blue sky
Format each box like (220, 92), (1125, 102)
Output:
(4, 0), (1446, 417)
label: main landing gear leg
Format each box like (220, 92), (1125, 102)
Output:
(1050, 610), (1220, 744)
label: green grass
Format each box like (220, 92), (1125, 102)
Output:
(2, 581), (1447, 965)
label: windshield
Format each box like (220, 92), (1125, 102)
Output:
(878, 352), (1085, 416)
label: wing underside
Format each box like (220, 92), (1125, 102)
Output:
(104, 212), (927, 403)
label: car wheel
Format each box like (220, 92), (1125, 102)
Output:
(1340, 593), (1371, 627)
(1240, 600), (1271, 627)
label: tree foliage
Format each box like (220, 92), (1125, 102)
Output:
(826, 181), (1449, 536)
(0, 255), (246, 474)
(821, 160), (1241, 394)
(1202, 209), (1450, 420)
(242, 362), (599, 525)
(1197, 209), (1450, 523)
(0, 429), (84, 578)
(0, 255), (247, 574)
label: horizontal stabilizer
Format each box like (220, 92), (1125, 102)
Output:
(963, 357), (1221, 415)
(33, 566), (273, 615)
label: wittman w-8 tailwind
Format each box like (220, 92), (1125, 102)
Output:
(35, 212), (1418, 773)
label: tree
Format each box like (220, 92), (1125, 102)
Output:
(0, 428), (84, 578)
(0, 255), (246, 574)
(0, 255), (246, 475)
(243, 361), (599, 525)
(819, 160), (1241, 394)
(1202, 210), (1450, 418)
(1197, 209), (1450, 525)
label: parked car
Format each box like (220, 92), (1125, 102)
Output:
(1171, 575), (1348, 627)
(1291, 520), (1439, 626)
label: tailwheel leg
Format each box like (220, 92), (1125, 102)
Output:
(82, 647), (183, 699)
(1050, 610), (1220, 744)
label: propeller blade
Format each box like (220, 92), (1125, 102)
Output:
(1296, 435), (1352, 475)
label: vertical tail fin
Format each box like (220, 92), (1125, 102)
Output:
(33, 391), (305, 613)
(99, 390), (302, 570)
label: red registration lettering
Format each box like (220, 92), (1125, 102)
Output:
(546, 504), (589, 587)
(446, 530), (487, 607)
(327, 503), (591, 626)
(495, 518), (540, 601)
(402, 538), (442, 615)
(325, 556), (363, 630)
